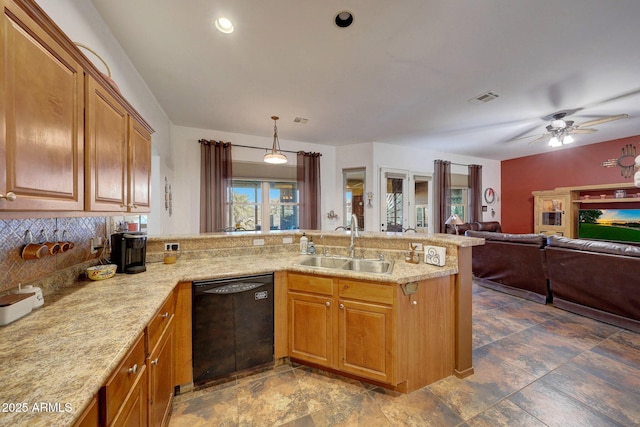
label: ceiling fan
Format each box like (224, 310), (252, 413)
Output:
(509, 112), (629, 147)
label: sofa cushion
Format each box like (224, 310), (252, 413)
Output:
(546, 235), (640, 258)
(465, 230), (546, 247)
(476, 221), (502, 232)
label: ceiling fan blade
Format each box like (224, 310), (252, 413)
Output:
(506, 133), (545, 143)
(528, 133), (551, 145)
(577, 114), (629, 128)
(570, 128), (597, 134)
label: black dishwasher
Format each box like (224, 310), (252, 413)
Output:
(192, 274), (274, 385)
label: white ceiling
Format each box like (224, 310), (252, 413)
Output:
(90, 0), (640, 161)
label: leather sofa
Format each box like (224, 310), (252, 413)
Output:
(545, 235), (640, 333)
(464, 230), (550, 304)
(446, 221), (502, 235)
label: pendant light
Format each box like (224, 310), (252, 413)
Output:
(264, 116), (288, 164)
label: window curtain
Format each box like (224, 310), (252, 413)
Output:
(468, 164), (483, 223)
(297, 151), (321, 229)
(433, 160), (451, 233)
(199, 140), (232, 232)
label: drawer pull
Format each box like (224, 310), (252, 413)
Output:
(325, 301), (331, 307)
(151, 358), (159, 365)
(339, 304), (345, 310)
(128, 364), (138, 375)
(160, 312), (169, 319)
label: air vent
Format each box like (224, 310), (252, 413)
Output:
(293, 117), (309, 125)
(469, 91), (500, 105)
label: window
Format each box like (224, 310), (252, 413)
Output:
(450, 187), (468, 222)
(230, 180), (299, 230)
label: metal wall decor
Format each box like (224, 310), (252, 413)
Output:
(601, 144), (637, 178)
(165, 177), (172, 216)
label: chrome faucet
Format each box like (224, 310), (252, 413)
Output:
(349, 214), (359, 257)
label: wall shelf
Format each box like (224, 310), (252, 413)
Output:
(574, 198), (640, 204)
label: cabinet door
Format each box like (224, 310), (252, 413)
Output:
(338, 299), (394, 384)
(1, 3), (84, 211)
(128, 117), (151, 212)
(288, 292), (334, 367)
(148, 317), (175, 427)
(85, 76), (128, 211)
(533, 191), (572, 236)
(111, 365), (148, 427)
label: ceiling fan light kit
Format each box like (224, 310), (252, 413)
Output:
(513, 112), (629, 149)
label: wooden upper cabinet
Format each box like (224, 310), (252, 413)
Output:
(85, 76), (152, 213)
(128, 117), (151, 212)
(0, 1), (84, 211)
(85, 76), (128, 211)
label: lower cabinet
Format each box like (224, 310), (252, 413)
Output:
(287, 273), (397, 385)
(101, 332), (148, 426)
(98, 289), (177, 427)
(287, 272), (455, 392)
(111, 365), (148, 427)
(148, 316), (175, 427)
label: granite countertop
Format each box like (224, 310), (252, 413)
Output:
(0, 252), (458, 427)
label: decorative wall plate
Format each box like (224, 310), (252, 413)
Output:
(484, 188), (496, 205)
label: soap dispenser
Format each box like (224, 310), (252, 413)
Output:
(299, 233), (309, 254)
(308, 238), (315, 255)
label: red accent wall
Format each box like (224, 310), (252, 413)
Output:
(501, 135), (640, 233)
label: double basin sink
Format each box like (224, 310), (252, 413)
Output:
(297, 255), (394, 274)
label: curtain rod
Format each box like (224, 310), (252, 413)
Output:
(198, 139), (321, 156)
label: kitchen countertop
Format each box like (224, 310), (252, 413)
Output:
(0, 252), (458, 426)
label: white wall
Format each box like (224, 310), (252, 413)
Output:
(36, 0), (175, 236)
(335, 142), (501, 231)
(171, 125), (337, 234)
(35, 0), (500, 236)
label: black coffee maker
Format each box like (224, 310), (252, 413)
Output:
(111, 232), (147, 274)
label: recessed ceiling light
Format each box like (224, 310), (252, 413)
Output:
(215, 17), (234, 34)
(335, 11), (353, 28)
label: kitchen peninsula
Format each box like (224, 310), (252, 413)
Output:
(0, 231), (481, 426)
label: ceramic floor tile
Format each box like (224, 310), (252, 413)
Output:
(571, 350), (640, 393)
(169, 286), (640, 427)
(509, 381), (624, 427)
(477, 330), (580, 378)
(236, 370), (309, 426)
(291, 393), (392, 427)
(293, 366), (373, 413)
(465, 399), (546, 427)
(529, 314), (619, 351)
(540, 362), (640, 425)
(591, 330), (640, 369)
(428, 349), (536, 421)
(368, 386), (464, 426)
(472, 313), (528, 348)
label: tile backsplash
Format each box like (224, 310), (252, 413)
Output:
(0, 216), (106, 294)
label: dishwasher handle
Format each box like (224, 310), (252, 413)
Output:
(202, 282), (269, 295)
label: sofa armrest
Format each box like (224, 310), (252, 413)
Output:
(546, 235), (640, 258)
(465, 230), (546, 247)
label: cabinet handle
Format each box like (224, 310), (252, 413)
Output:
(339, 304), (345, 310)
(160, 312), (169, 319)
(128, 363), (138, 374)
(151, 358), (159, 365)
(412, 300), (418, 305)
(325, 301), (331, 307)
(0, 192), (16, 202)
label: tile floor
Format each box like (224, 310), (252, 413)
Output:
(169, 282), (640, 426)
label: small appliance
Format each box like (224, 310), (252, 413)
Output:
(110, 232), (147, 274)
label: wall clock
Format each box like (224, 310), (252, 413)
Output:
(484, 188), (496, 205)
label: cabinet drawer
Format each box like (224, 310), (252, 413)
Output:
(147, 291), (176, 352)
(102, 332), (146, 425)
(288, 273), (333, 296)
(338, 279), (394, 305)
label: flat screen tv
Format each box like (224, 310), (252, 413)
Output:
(578, 209), (640, 243)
